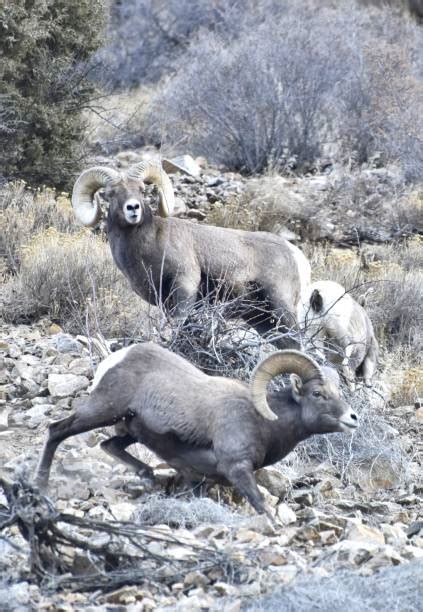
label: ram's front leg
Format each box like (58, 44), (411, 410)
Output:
(172, 276), (200, 320)
(338, 343), (354, 390)
(220, 458), (273, 519)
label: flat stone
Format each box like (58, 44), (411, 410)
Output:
(381, 522), (407, 545)
(68, 357), (93, 377)
(235, 528), (266, 544)
(258, 484), (279, 507)
(48, 373), (89, 397)
(345, 521), (385, 545)
(13, 361), (35, 381)
(239, 514), (276, 536)
(52, 333), (82, 354)
(162, 155), (201, 178)
(329, 539), (381, 565)
(276, 503), (297, 526)
(256, 467), (290, 498)
(257, 546), (289, 567)
(187, 209), (206, 221)
(108, 501), (136, 522)
(105, 585), (143, 604)
(173, 196), (187, 216)
(207, 176), (225, 187)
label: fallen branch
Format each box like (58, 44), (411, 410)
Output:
(0, 474), (251, 593)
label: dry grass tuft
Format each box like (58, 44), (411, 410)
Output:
(1, 228), (151, 337)
(133, 494), (241, 529)
(289, 384), (411, 488)
(1, 181), (76, 273)
(248, 560), (423, 612)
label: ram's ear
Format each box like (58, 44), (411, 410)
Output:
(290, 373), (303, 402)
(310, 289), (323, 313)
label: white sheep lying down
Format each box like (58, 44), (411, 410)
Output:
(298, 280), (379, 387)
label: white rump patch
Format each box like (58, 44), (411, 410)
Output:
(286, 241), (311, 299)
(91, 346), (135, 391)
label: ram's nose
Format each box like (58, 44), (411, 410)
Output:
(340, 410), (358, 433)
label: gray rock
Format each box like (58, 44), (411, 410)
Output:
(24, 404), (52, 428)
(173, 196), (187, 216)
(48, 373), (89, 397)
(187, 209), (206, 221)
(8, 345), (22, 359)
(256, 467), (290, 498)
(207, 176), (225, 187)
(13, 361), (35, 381)
(20, 354), (40, 366)
(108, 501), (137, 522)
(53, 333), (83, 354)
(0, 582), (34, 609)
(68, 357), (93, 377)
(276, 503), (297, 526)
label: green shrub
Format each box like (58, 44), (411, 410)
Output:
(0, 0), (107, 189)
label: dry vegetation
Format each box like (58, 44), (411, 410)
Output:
(0, 183), (152, 337)
(1, 0), (422, 608)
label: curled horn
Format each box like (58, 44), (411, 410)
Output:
(127, 160), (175, 217)
(250, 350), (324, 420)
(72, 167), (121, 227)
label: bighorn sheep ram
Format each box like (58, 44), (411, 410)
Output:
(35, 343), (358, 515)
(298, 280), (379, 387)
(72, 161), (310, 340)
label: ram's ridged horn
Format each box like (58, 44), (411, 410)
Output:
(127, 160), (175, 217)
(250, 350), (324, 421)
(72, 167), (121, 227)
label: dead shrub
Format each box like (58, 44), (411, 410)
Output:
(0, 181), (76, 273)
(133, 494), (241, 529)
(145, 2), (422, 179)
(248, 560), (423, 612)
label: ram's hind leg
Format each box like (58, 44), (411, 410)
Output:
(35, 396), (128, 490)
(101, 434), (154, 485)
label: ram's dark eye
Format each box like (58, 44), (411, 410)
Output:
(312, 390), (322, 398)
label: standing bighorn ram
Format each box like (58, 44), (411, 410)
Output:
(298, 280), (379, 387)
(35, 343), (358, 515)
(72, 161), (310, 340)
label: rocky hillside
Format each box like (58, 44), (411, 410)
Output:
(0, 313), (422, 609)
(1, 151), (422, 610)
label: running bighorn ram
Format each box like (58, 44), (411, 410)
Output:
(35, 343), (358, 515)
(72, 162), (310, 339)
